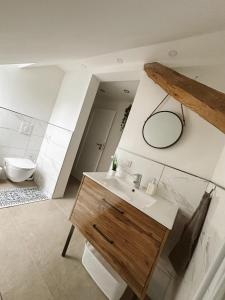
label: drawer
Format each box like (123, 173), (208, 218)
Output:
(70, 176), (168, 299)
(75, 176), (166, 243)
(105, 187), (166, 243)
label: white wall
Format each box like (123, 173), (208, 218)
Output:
(53, 75), (99, 198)
(177, 64), (225, 92)
(0, 65), (64, 121)
(212, 143), (225, 187)
(180, 64), (225, 186)
(35, 67), (99, 198)
(50, 67), (93, 131)
(118, 70), (225, 180)
(0, 65), (64, 166)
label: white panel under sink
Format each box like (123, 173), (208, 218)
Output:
(82, 242), (127, 300)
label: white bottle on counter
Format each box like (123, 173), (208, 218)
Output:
(146, 178), (157, 196)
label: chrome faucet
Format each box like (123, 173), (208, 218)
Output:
(132, 173), (142, 189)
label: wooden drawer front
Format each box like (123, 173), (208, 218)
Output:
(70, 177), (167, 298)
(105, 188), (166, 243)
(78, 176), (166, 243)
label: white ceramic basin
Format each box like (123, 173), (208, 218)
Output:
(102, 176), (157, 209)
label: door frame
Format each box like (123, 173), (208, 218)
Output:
(72, 108), (116, 179)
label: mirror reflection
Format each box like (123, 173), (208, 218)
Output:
(142, 111), (183, 149)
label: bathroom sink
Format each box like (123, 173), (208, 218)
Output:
(102, 176), (157, 209)
(83, 172), (178, 229)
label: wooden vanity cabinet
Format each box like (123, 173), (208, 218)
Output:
(70, 176), (169, 299)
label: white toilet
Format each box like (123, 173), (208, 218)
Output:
(4, 158), (36, 182)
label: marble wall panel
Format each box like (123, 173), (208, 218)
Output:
(0, 108), (47, 165)
(34, 124), (72, 198)
(116, 148), (221, 300)
(171, 186), (225, 300)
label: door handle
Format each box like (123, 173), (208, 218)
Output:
(96, 143), (105, 150)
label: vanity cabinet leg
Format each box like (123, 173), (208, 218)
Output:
(120, 287), (150, 300)
(62, 224), (75, 257)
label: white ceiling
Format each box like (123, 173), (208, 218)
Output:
(61, 30), (225, 76)
(97, 81), (139, 103)
(0, 0), (225, 64)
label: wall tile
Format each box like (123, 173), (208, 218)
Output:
(158, 167), (209, 217)
(172, 187), (225, 300)
(0, 147), (25, 166)
(116, 148), (217, 300)
(34, 124), (72, 198)
(116, 148), (164, 187)
(0, 108), (47, 166)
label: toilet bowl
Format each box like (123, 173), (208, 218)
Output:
(4, 158), (36, 182)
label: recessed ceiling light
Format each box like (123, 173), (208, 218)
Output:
(116, 58), (124, 64)
(99, 88), (106, 93)
(123, 89), (130, 94)
(168, 50), (178, 57)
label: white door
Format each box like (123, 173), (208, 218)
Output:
(73, 108), (116, 180)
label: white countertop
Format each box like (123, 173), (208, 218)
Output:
(83, 172), (178, 230)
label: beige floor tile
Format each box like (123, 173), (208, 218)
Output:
(54, 176), (80, 217)
(0, 207), (53, 300)
(0, 179), (107, 300)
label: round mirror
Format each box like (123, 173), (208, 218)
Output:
(142, 111), (183, 149)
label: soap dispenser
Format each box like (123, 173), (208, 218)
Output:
(146, 178), (157, 196)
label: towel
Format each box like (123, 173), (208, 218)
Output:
(169, 191), (212, 275)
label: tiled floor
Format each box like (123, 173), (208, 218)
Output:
(0, 177), (107, 300)
(0, 179), (36, 190)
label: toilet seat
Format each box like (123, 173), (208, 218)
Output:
(4, 158), (36, 170)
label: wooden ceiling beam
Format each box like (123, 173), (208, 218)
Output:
(144, 62), (225, 134)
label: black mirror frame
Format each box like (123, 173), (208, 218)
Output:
(142, 111), (184, 149)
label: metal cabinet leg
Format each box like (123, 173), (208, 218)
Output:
(120, 287), (150, 300)
(61, 224), (75, 257)
(120, 287), (139, 300)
